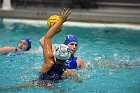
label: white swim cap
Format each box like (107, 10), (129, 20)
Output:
(53, 44), (71, 60)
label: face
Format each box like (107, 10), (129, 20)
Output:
(67, 42), (78, 55)
(17, 40), (28, 51)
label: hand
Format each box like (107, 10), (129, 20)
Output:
(59, 8), (72, 22)
(66, 69), (82, 83)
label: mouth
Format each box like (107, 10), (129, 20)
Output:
(18, 47), (22, 50)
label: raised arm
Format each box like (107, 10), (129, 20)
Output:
(41, 8), (72, 74)
(39, 9), (71, 48)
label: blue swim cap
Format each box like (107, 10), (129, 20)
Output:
(22, 37), (32, 51)
(63, 34), (78, 45)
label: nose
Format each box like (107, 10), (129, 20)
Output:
(19, 42), (24, 47)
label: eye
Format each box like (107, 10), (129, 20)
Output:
(75, 44), (78, 47)
(23, 42), (27, 46)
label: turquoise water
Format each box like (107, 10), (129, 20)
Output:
(0, 19), (140, 93)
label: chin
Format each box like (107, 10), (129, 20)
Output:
(71, 52), (75, 55)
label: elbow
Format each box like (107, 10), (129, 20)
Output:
(44, 34), (51, 39)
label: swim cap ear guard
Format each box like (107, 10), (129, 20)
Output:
(63, 34), (78, 45)
(22, 37), (32, 51)
(53, 44), (71, 60)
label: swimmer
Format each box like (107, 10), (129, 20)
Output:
(0, 37), (31, 55)
(40, 8), (79, 83)
(63, 34), (86, 69)
(0, 8), (80, 91)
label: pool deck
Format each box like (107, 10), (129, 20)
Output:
(0, 7), (140, 24)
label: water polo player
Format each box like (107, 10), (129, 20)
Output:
(0, 37), (31, 55)
(64, 34), (86, 69)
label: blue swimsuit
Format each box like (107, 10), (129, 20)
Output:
(65, 56), (78, 69)
(39, 63), (65, 82)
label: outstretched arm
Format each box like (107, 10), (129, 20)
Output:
(41, 8), (72, 74)
(0, 46), (16, 55)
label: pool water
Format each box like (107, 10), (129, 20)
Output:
(0, 19), (140, 93)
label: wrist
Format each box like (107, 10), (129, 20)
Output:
(59, 18), (66, 23)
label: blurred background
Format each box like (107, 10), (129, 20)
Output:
(0, 0), (140, 9)
(0, 0), (140, 23)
